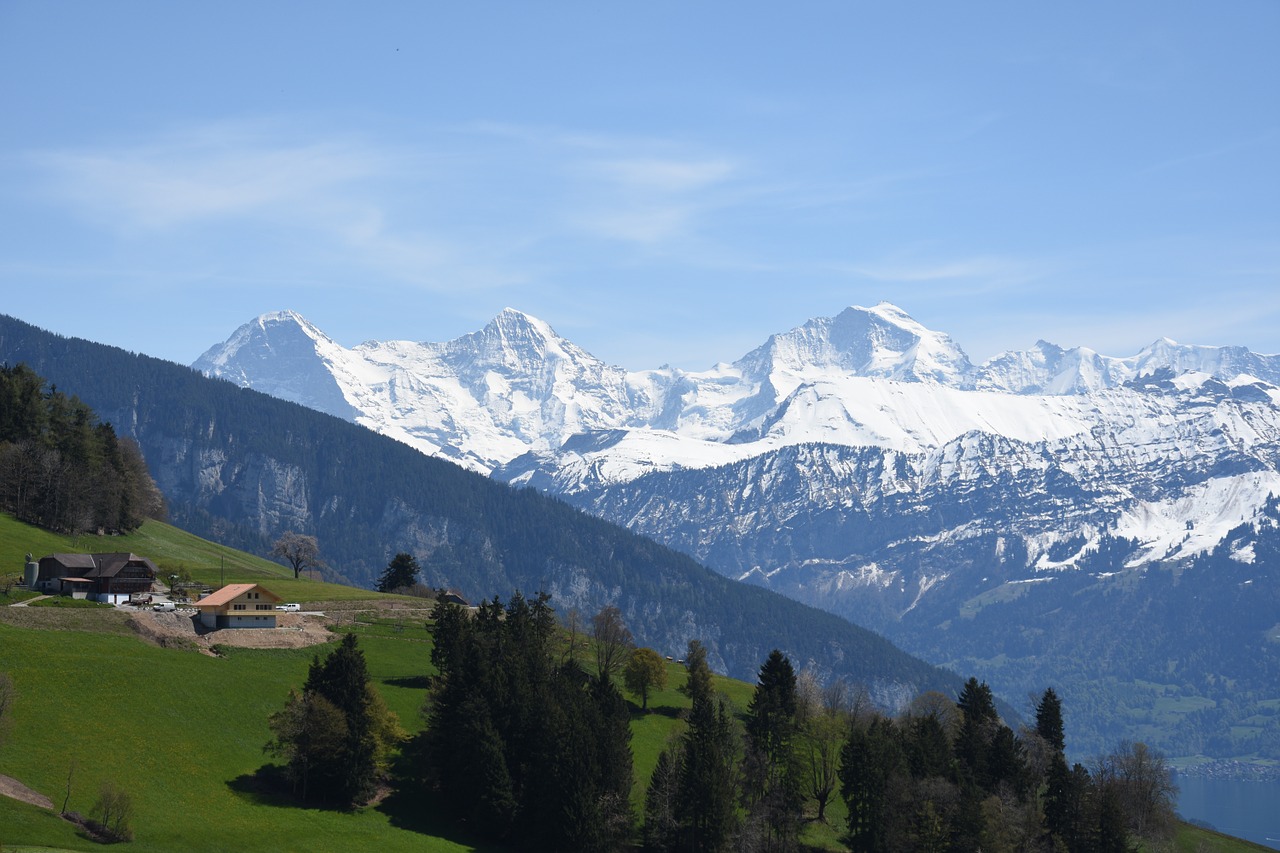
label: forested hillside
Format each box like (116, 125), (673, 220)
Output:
(264, 593), (1183, 853)
(0, 313), (966, 701)
(0, 362), (164, 533)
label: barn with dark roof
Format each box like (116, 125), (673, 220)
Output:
(34, 553), (158, 603)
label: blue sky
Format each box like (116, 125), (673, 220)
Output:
(2, 2), (1277, 370)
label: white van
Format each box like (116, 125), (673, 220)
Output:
(276, 603), (301, 612)
(153, 601), (176, 612)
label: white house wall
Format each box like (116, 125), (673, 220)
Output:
(224, 615), (276, 628)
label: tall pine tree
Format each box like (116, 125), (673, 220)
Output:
(676, 694), (740, 852)
(743, 650), (802, 849)
(839, 715), (904, 853)
(302, 632), (379, 805)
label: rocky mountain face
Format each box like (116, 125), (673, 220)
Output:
(197, 303), (1280, 758)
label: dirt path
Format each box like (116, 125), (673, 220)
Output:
(0, 772), (54, 809)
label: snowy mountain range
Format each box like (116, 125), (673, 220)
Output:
(194, 304), (1280, 547)
(195, 303), (1280, 755)
(194, 303), (1280, 587)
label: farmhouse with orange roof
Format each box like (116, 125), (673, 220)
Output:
(193, 583), (284, 629)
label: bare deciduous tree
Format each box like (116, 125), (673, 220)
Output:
(61, 758), (76, 815)
(592, 605), (633, 678)
(1094, 740), (1178, 840)
(271, 532), (323, 579)
(91, 781), (135, 841)
(561, 607), (583, 664)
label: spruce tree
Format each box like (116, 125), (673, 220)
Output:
(1035, 687), (1066, 754)
(592, 670), (635, 828)
(677, 695), (739, 852)
(420, 591), (632, 849)
(645, 747), (681, 851)
(954, 677), (999, 791)
(743, 650), (803, 848)
(745, 649), (798, 757)
(1093, 782), (1130, 853)
(839, 716), (903, 853)
(1044, 754), (1078, 849)
(376, 552), (420, 592)
(303, 632), (378, 805)
(902, 711), (953, 781)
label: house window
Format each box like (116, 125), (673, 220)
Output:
(233, 604), (246, 611)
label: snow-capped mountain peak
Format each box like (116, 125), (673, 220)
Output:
(195, 310), (333, 370)
(735, 303), (975, 391)
(194, 310), (359, 420)
(437, 308), (597, 375)
(196, 302), (1280, 501)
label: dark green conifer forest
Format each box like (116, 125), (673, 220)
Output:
(396, 596), (1180, 852)
(411, 593), (634, 851)
(0, 362), (164, 533)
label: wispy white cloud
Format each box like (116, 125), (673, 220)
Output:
(577, 205), (701, 245)
(20, 116), (1029, 308)
(27, 118), (762, 259)
(29, 121), (386, 231)
(586, 157), (736, 194)
(568, 157), (739, 245)
(22, 119), (528, 291)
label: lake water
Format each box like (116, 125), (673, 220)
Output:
(1177, 775), (1280, 850)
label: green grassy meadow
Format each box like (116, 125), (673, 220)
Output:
(0, 514), (769, 851)
(1167, 824), (1278, 853)
(0, 617), (491, 852)
(0, 603), (781, 852)
(0, 515), (476, 851)
(0, 515), (398, 605)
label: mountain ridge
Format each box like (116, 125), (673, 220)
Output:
(192, 303), (1280, 759)
(0, 311), (969, 710)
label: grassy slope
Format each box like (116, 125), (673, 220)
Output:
(0, 620), (477, 853)
(0, 515), (403, 603)
(1167, 825), (1278, 853)
(0, 515), (1260, 852)
(0, 514), (767, 851)
(0, 613), (857, 853)
(0, 514), (465, 851)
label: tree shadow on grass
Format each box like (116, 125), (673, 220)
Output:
(631, 703), (683, 720)
(227, 763), (352, 812)
(383, 674), (433, 690)
(375, 784), (507, 852)
(229, 760), (508, 850)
